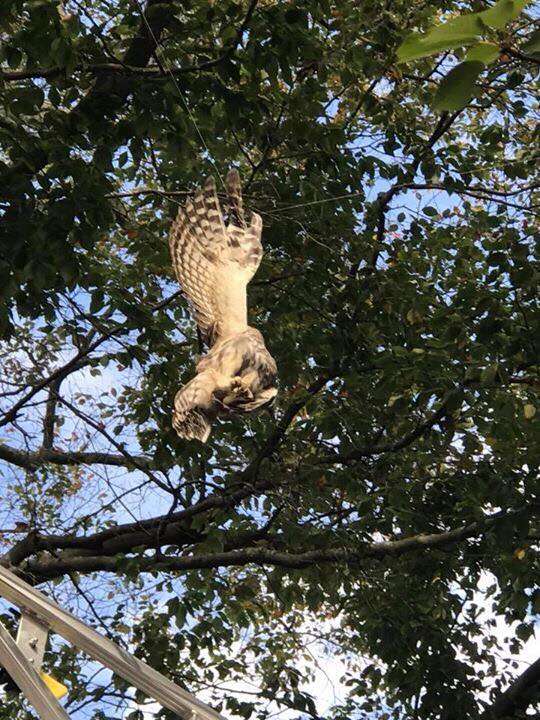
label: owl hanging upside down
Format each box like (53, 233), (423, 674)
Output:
(168, 170), (278, 442)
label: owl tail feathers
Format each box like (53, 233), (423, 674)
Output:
(172, 406), (212, 443)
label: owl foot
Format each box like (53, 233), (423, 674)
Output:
(221, 377), (253, 406)
(231, 376), (254, 398)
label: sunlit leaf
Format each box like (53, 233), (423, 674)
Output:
(465, 42), (500, 64)
(523, 404), (536, 420)
(397, 13), (484, 61)
(479, 0), (530, 29)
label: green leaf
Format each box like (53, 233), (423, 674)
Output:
(479, 0), (530, 30)
(423, 206), (438, 216)
(397, 36), (446, 62)
(397, 33), (474, 62)
(397, 2), (529, 62)
(424, 13), (485, 44)
(12, 86), (45, 114)
(397, 13), (484, 61)
(522, 28), (540, 55)
(433, 61), (484, 111)
(480, 363), (499, 385)
(465, 42), (500, 64)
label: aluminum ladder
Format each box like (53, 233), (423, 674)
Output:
(0, 565), (226, 720)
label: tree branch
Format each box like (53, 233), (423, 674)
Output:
(0, 444), (155, 472)
(1, 0), (177, 189)
(353, 109), (465, 275)
(15, 506), (534, 582)
(481, 656), (540, 718)
(0, 63), (179, 81)
(0, 371), (336, 569)
(57, 396), (176, 496)
(502, 46), (540, 68)
(73, 0), (175, 119)
(0, 0), (260, 83)
(0, 290), (182, 428)
(42, 378), (61, 449)
(319, 387), (463, 464)
(0, 346), (96, 429)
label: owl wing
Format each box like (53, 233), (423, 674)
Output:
(172, 371), (217, 442)
(169, 170), (263, 346)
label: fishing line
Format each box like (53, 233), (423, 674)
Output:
(133, 0), (225, 188)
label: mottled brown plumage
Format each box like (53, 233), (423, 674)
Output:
(169, 170), (277, 441)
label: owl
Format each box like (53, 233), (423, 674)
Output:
(168, 170), (278, 442)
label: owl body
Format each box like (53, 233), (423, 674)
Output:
(169, 171), (278, 442)
(212, 265), (249, 338)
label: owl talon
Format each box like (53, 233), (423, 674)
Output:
(220, 378), (254, 407)
(230, 377), (254, 399)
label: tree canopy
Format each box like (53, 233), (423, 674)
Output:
(0, 1), (539, 718)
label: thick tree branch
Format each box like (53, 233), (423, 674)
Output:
(0, 468), (279, 568)
(14, 506), (533, 582)
(42, 378), (61, 449)
(0, 371), (335, 570)
(73, 0), (175, 120)
(481, 656), (540, 718)
(0, 444), (155, 472)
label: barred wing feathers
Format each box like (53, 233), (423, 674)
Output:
(169, 171), (263, 346)
(172, 371), (216, 443)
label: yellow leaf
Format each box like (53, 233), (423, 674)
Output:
(524, 404), (536, 420)
(514, 548), (526, 560)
